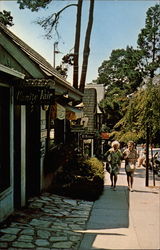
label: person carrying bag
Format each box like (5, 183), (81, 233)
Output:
(123, 141), (138, 192)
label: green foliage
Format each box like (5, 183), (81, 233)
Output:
(0, 10), (14, 27)
(97, 47), (143, 92)
(113, 83), (160, 144)
(55, 65), (68, 78)
(17, 0), (52, 12)
(62, 53), (75, 65)
(99, 93), (126, 132)
(49, 155), (104, 201)
(97, 47), (144, 133)
(97, 4), (160, 142)
(84, 157), (104, 179)
(137, 4), (160, 77)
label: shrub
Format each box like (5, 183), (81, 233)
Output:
(43, 143), (75, 175)
(49, 155), (104, 201)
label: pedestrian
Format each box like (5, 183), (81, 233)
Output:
(137, 143), (146, 167)
(104, 140), (122, 191)
(123, 141), (138, 192)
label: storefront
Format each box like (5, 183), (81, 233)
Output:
(0, 65), (25, 222)
(0, 22), (83, 222)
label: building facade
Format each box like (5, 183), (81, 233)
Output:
(0, 22), (83, 222)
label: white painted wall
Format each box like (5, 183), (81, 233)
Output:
(21, 106), (26, 207)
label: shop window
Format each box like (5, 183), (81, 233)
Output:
(0, 86), (10, 192)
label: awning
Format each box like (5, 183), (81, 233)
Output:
(57, 103), (66, 120)
(66, 104), (84, 120)
(50, 103), (65, 120)
(50, 102), (83, 121)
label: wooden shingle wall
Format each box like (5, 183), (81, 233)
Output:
(83, 88), (97, 132)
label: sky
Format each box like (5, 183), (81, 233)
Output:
(1, 0), (159, 84)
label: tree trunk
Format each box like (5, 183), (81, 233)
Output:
(79, 0), (95, 93)
(73, 0), (83, 89)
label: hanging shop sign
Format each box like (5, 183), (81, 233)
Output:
(101, 132), (109, 139)
(14, 87), (55, 105)
(81, 134), (95, 139)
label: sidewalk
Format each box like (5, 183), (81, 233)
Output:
(78, 163), (160, 250)
(0, 194), (93, 249)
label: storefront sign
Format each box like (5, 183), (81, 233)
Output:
(14, 87), (55, 105)
(101, 132), (109, 139)
(81, 134), (94, 139)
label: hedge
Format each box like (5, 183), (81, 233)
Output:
(49, 156), (105, 201)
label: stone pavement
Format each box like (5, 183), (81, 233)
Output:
(0, 193), (93, 249)
(78, 163), (160, 250)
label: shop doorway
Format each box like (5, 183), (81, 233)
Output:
(26, 105), (40, 199)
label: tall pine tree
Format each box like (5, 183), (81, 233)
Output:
(137, 4), (160, 78)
